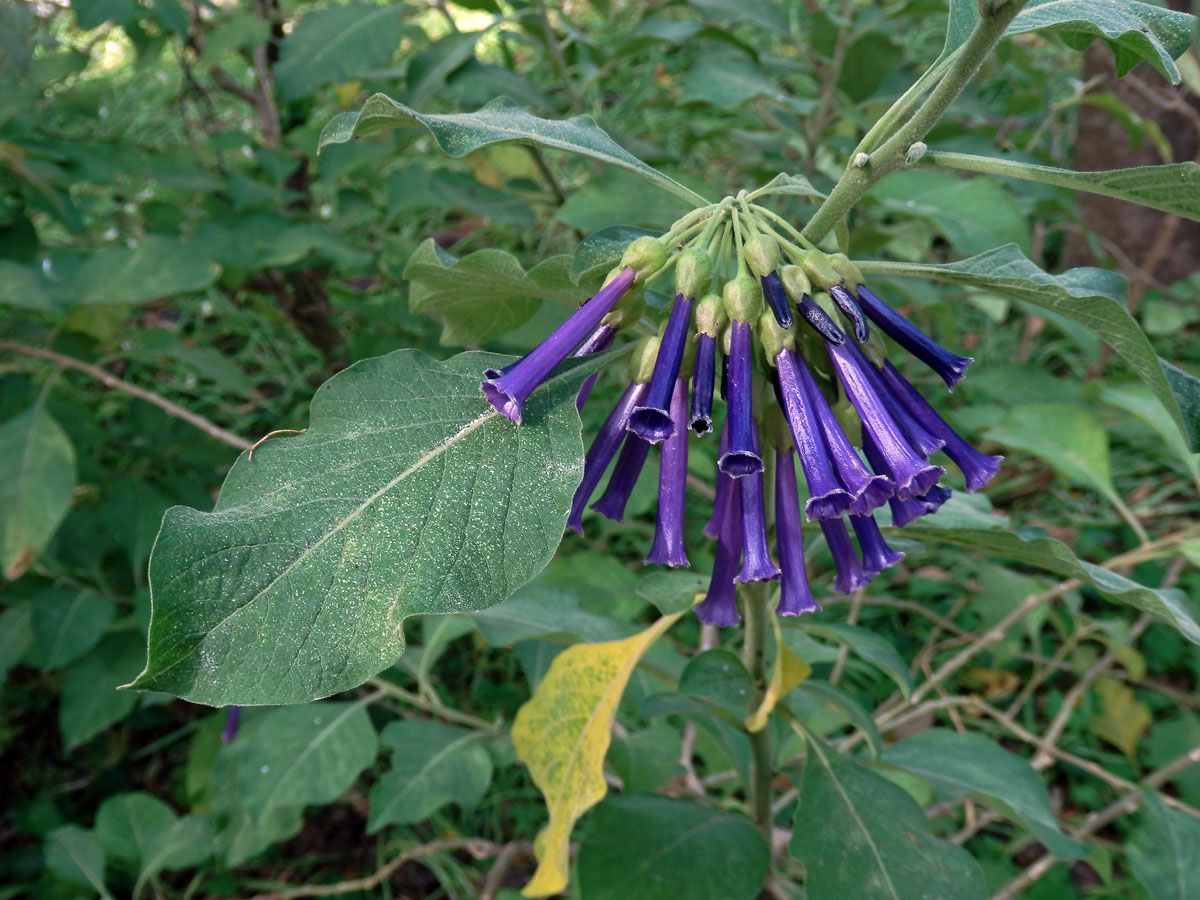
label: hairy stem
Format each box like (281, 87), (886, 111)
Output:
(741, 582), (774, 852)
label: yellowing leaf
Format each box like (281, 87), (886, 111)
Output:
(1089, 676), (1151, 757)
(511, 611), (684, 897)
(746, 617), (811, 733)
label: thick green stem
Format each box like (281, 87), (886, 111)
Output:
(741, 582), (774, 851)
(801, 0), (1028, 244)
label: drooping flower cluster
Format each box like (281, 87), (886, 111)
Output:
(479, 201), (1001, 625)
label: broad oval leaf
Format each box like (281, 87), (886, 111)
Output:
(130, 349), (588, 706)
(318, 94), (709, 206)
(984, 403), (1117, 502)
(792, 741), (987, 900)
(856, 245), (1200, 452)
(1128, 791), (1200, 900)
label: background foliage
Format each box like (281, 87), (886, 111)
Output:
(2, 0), (1199, 898)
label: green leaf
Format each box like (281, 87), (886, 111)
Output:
(319, 94), (709, 206)
(687, 0), (789, 35)
(59, 633), (144, 749)
(274, 4), (408, 101)
(577, 795), (769, 900)
(1101, 383), (1200, 487)
(635, 570), (707, 616)
(985, 403), (1118, 499)
(608, 723), (682, 793)
(95, 793), (212, 897)
(903, 519), (1200, 644)
(798, 623), (913, 699)
(0, 260), (52, 310)
(792, 741), (987, 900)
(883, 729), (1089, 859)
(678, 649), (755, 718)
(0, 403), (76, 579)
(403, 239), (583, 346)
(44, 825), (113, 899)
(868, 170), (1030, 257)
(748, 172), (825, 201)
(406, 30), (484, 109)
(556, 169), (694, 234)
(798, 679), (884, 761)
(856, 245), (1200, 452)
(1128, 791), (1200, 900)
(216, 702), (377, 824)
(73, 235), (220, 306)
(133, 349), (593, 706)
(570, 226), (657, 285)
(472, 584), (629, 646)
(30, 589), (114, 671)
(367, 720), (492, 831)
(680, 54), (813, 113)
(0, 603), (31, 684)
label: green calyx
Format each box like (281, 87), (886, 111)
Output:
(629, 335), (661, 384)
(811, 290), (842, 323)
(827, 252), (864, 287)
(743, 234), (780, 279)
(620, 236), (669, 283)
(675, 248), (713, 299)
(761, 402), (793, 452)
(800, 249), (844, 291)
(758, 312), (793, 365)
(722, 274), (763, 323)
(601, 291), (646, 331)
(779, 265), (812, 303)
(694, 293), (727, 338)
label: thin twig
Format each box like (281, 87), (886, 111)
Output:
(1, 342), (252, 451)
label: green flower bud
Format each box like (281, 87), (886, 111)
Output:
(779, 265), (812, 303)
(811, 290), (842, 323)
(827, 253), (865, 287)
(693, 293), (727, 338)
(743, 234), (780, 279)
(629, 335), (661, 384)
(722, 274), (763, 322)
(620, 236), (669, 282)
(678, 327), (698, 380)
(601, 291), (645, 331)
(761, 402), (793, 452)
(800, 249), (844, 291)
(758, 312), (793, 365)
(674, 248), (713, 299)
(831, 392), (861, 438)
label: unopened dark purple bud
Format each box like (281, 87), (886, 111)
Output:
(879, 361), (1002, 491)
(718, 320), (764, 477)
(850, 514), (904, 575)
(828, 284), (870, 343)
(690, 333), (716, 436)
(591, 431), (651, 522)
(795, 294), (846, 345)
(791, 349), (894, 515)
(696, 483), (743, 627)
(854, 284), (972, 390)
(760, 271), (794, 328)
(827, 342), (944, 500)
(646, 378), (690, 567)
(629, 294), (694, 443)
(736, 427), (781, 583)
(774, 349), (854, 520)
(221, 706), (240, 744)
(573, 324), (616, 412)
(482, 268), (636, 423)
(568, 382), (647, 534)
(775, 447), (820, 616)
(820, 518), (871, 594)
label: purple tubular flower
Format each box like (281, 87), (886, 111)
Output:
(820, 517), (870, 594)
(629, 294), (694, 442)
(646, 378), (690, 567)
(718, 319), (764, 477)
(704, 424), (732, 539)
(828, 284), (870, 343)
(847, 343), (944, 460)
(482, 267), (636, 423)
(574, 324), (616, 412)
(591, 431), (651, 522)
(853, 284), (972, 390)
(736, 427), (781, 583)
(690, 333), (716, 435)
(795, 295), (846, 345)
(879, 360), (1002, 491)
(696, 483), (743, 627)
(775, 447), (820, 616)
(863, 430), (934, 527)
(826, 342), (944, 500)
(791, 349), (895, 515)
(850, 514), (904, 575)
(568, 382), (647, 534)
(774, 349), (854, 520)
(760, 271), (794, 328)
(221, 706), (240, 744)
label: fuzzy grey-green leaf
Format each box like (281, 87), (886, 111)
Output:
(131, 349), (587, 706)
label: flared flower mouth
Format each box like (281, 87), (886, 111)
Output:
(480, 217), (1000, 624)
